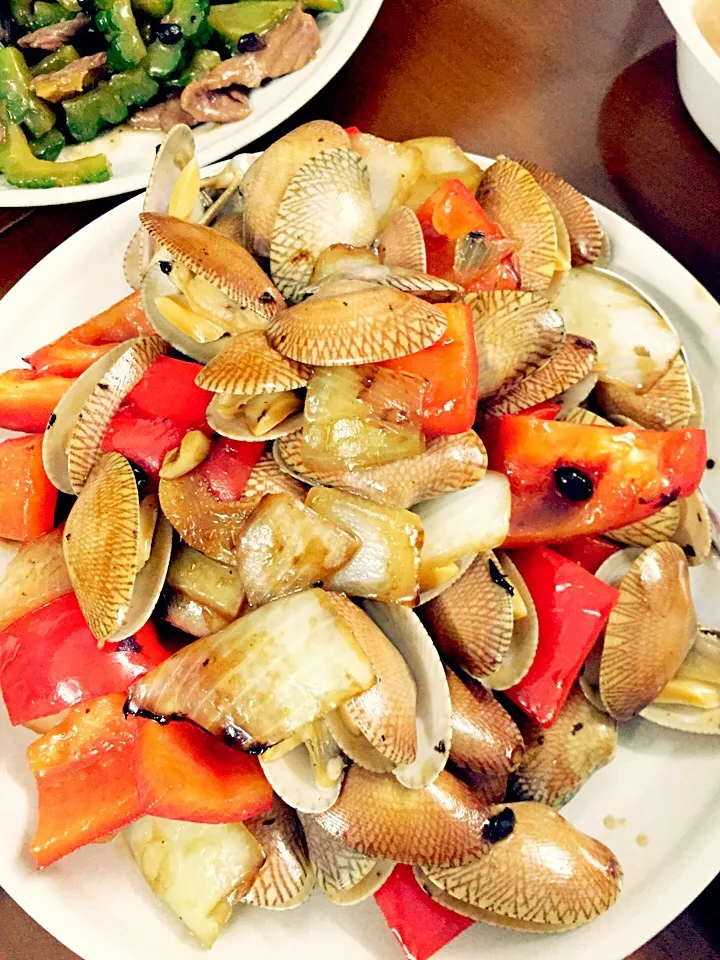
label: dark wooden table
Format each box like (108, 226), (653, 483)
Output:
(1, 0), (719, 956)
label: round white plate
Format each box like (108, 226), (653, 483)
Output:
(0, 0), (383, 207)
(0, 154), (719, 960)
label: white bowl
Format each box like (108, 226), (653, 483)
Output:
(658, 0), (720, 151)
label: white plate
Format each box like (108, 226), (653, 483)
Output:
(0, 0), (383, 207)
(0, 154), (719, 960)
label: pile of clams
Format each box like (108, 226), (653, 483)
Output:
(27, 119), (718, 950)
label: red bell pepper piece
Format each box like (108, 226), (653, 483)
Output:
(374, 864), (473, 960)
(551, 535), (621, 574)
(123, 356), (212, 434)
(518, 401), (562, 420)
(0, 595), (169, 727)
(0, 369), (75, 433)
(101, 407), (184, 478)
(381, 303), (478, 436)
(344, 125), (362, 137)
(135, 720), (273, 823)
(0, 435), (57, 542)
(504, 547), (619, 727)
(488, 415), (707, 546)
(27, 693), (143, 868)
(200, 437), (265, 502)
(25, 291), (153, 378)
(464, 259), (520, 291)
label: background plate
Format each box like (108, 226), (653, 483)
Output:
(0, 153), (719, 960)
(0, 0), (383, 207)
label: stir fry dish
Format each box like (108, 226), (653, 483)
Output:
(1, 120), (717, 958)
(0, 1), (339, 188)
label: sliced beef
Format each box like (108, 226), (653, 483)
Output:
(127, 96), (200, 133)
(31, 52), (106, 102)
(18, 13), (91, 52)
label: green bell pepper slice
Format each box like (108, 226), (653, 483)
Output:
(29, 128), (66, 161)
(63, 82), (127, 141)
(31, 2), (73, 27)
(0, 122), (110, 188)
(29, 45), (80, 78)
(10, 0), (34, 27)
(168, 46), (219, 86)
(95, 0), (147, 70)
(0, 47), (56, 140)
(162, 0), (209, 40)
(143, 38), (186, 78)
(108, 65), (159, 105)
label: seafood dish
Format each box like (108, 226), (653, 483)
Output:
(0, 120), (715, 958)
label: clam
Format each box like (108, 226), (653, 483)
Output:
(446, 668), (524, 780)
(309, 765), (491, 868)
(124, 230), (144, 291)
(349, 131), (424, 227)
(299, 812), (393, 905)
(509, 686), (617, 808)
(243, 797), (315, 909)
(482, 552), (540, 691)
(606, 498), (680, 548)
(553, 371), (599, 412)
(688, 370), (704, 427)
(242, 120), (350, 257)
(206, 392), (304, 442)
(64, 454), (170, 645)
(260, 722), (347, 814)
(595, 352), (695, 431)
(270, 147), (377, 303)
(422, 802), (622, 932)
(559, 405), (610, 426)
(325, 710), (394, 774)
(274, 430), (487, 509)
(598, 542), (697, 721)
(196, 330), (310, 397)
(309, 244), (381, 286)
(464, 290), (566, 401)
(478, 334), (597, 419)
(377, 206), (427, 272)
(267, 285), (447, 366)
(476, 158), (558, 292)
(672, 491), (712, 566)
(517, 161), (605, 265)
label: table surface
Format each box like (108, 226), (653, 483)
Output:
(1, 0), (719, 956)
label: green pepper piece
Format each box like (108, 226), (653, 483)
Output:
(108, 65), (159, 105)
(302, 0), (343, 10)
(0, 47), (56, 139)
(10, 0), (34, 27)
(29, 45), (80, 78)
(168, 46), (219, 86)
(29, 127), (66, 161)
(57, 0), (81, 10)
(208, 2), (293, 48)
(31, 2), (73, 27)
(131, 0), (173, 16)
(163, 0), (209, 40)
(64, 82), (127, 140)
(143, 38), (185, 78)
(0, 122), (110, 188)
(95, 0), (148, 70)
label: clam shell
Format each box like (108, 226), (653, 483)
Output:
(482, 552), (540, 691)
(324, 593), (418, 767)
(595, 352), (694, 430)
(244, 452), (307, 501)
(478, 334), (597, 419)
(299, 813), (393, 906)
(270, 147), (377, 303)
(377, 206), (427, 272)
(422, 802), (622, 931)
(123, 229), (144, 290)
(599, 542), (697, 721)
(261, 741), (344, 815)
(196, 331), (310, 396)
(417, 553), (475, 606)
(362, 600), (452, 790)
(243, 797), (315, 910)
(310, 244), (381, 285)
(553, 371), (598, 412)
(274, 430), (487, 509)
(606, 498), (680, 548)
(67, 335), (167, 493)
(446, 668), (524, 778)
(242, 121), (350, 257)
(688, 370), (704, 428)
(309, 765), (491, 868)
(509, 686), (617, 808)
(559, 406), (610, 426)
(64, 453), (139, 645)
(464, 290), (565, 401)
(517, 161), (604, 266)
(640, 701), (720, 735)
(422, 552), (514, 679)
(43, 341), (139, 495)
(476, 158), (558, 292)
(672, 491), (712, 567)
(267, 286), (447, 366)
(140, 213), (285, 319)
(325, 710), (395, 774)
(594, 546), (642, 587)
(206, 394), (303, 442)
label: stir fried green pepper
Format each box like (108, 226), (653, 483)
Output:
(108, 64), (158, 104)
(0, 47), (56, 139)
(168, 46), (219, 86)
(162, 0), (209, 41)
(131, 0), (172, 16)
(29, 45), (80, 78)
(29, 127), (66, 160)
(10, 0), (33, 28)
(31, 2), (73, 27)
(0, 116), (110, 187)
(144, 37), (185, 78)
(95, 0), (147, 70)
(57, 0), (81, 10)
(63, 65), (157, 140)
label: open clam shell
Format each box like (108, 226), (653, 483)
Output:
(377, 206), (427, 272)
(688, 371), (704, 428)
(309, 765), (491, 868)
(599, 542), (697, 721)
(478, 334), (597, 419)
(206, 394), (303, 443)
(363, 600), (452, 789)
(267, 285), (447, 366)
(509, 685), (617, 808)
(64, 453), (140, 645)
(124, 229), (144, 291)
(422, 802), (622, 931)
(299, 813), (394, 906)
(196, 331), (310, 396)
(243, 797), (315, 910)
(482, 552), (540, 691)
(595, 352), (695, 430)
(325, 710), (395, 774)
(476, 158), (558, 292)
(66, 336), (167, 493)
(517, 161), (605, 266)
(672, 491), (712, 567)
(553, 371), (598, 412)
(606, 498), (681, 548)
(446, 668), (524, 779)
(260, 735), (346, 815)
(314, 264), (460, 299)
(270, 147), (377, 303)
(559, 406), (610, 426)
(242, 121), (350, 257)
(465, 290), (565, 401)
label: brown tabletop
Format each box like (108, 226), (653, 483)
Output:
(1, 0), (719, 956)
